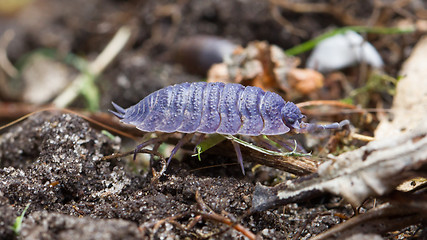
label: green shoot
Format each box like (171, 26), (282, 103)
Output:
(285, 26), (415, 56)
(12, 203), (30, 235)
(101, 130), (116, 140)
(63, 53), (100, 112)
(80, 73), (100, 112)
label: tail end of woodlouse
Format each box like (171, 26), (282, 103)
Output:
(109, 109), (124, 119)
(109, 102), (125, 119)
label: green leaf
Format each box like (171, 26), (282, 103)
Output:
(192, 134), (226, 161)
(101, 130), (116, 140)
(80, 73), (100, 112)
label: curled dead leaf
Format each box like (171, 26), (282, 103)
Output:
(207, 41), (322, 97)
(286, 68), (324, 95)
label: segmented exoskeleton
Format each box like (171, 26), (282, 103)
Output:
(110, 82), (348, 174)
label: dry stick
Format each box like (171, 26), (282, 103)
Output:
(139, 213), (203, 238)
(311, 204), (425, 240)
(297, 100), (392, 114)
(0, 107), (138, 141)
(351, 133), (375, 142)
(195, 191), (256, 240)
(0, 29), (19, 101)
(269, 0), (363, 25)
(53, 26), (131, 108)
(270, 5), (307, 37)
(151, 214), (184, 238)
(0, 103), (50, 120)
(167, 219), (192, 233)
(296, 100), (357, 109)
(199, 138), (316, 175)
(0, 29), (18, 78)
(151, 156), (168, 184)
(138, 213), (187, 238)
(297, 100), (386, 122)
(239, 143), (317, 175)
(168, 215), (203, 232)
(184, 215), (203, 230)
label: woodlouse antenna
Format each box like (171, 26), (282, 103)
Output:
(299, 119), (350, 133)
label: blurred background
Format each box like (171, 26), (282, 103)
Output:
(0, 0), (424, 118)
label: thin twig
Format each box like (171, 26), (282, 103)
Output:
(101, 148), (163, 161)
(151, 214), (183, 238)
(351, 133), (375, 142)
(0, 29), (18, 78)
(151, 155), (168, 184)
(195, 191), (256, 240)
(296, 100), (357, 109)
(101, 147), (169, 183)
(53, 26), (131, 108)
(183, 215), (203, 230)
(270, 0), (360, 24)
(0, 107), (138, 141)
(138, 213), (188, 238)
(139, 213), (204, 238)
(270, 5), (307, 38)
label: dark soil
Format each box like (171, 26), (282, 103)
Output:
(0, 0), (424, 239)
(0, 112), (351, 239)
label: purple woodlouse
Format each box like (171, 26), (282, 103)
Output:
(110, 82), (348, 174)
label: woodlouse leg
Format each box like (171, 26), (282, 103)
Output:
(133, 133), (169, 161)
(167, 134), (194, 165)
(134, 139), (159, 161)
(150, 141), (162, 169)
(231, 141), (245, 175)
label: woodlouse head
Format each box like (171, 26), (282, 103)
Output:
(282, 102), (305, 130)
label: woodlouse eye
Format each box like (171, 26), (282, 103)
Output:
(287, 117), (296, 124)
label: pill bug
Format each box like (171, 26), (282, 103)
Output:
(110, 82), (348, 174)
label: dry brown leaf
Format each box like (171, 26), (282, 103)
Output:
(252, 125), (427, 211)
(375, 35), (427, 139)
(252, 35), (427, 212)
(207, 41), (321, 96)
(286, 68), (324, 95)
